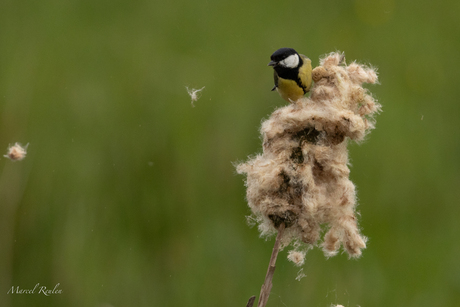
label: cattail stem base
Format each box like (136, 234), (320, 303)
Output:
(246, 223), (286, 307)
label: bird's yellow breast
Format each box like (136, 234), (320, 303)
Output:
(276, 78), (305, 102)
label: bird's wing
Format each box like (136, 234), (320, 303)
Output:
(299, 55), (312, 92)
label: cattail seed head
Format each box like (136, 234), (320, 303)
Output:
(312, 66), (329, 82)
(237, 52), (381, 260)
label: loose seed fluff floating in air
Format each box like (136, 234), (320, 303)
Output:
(4, 142), (28, 161)
(186, 86), (205, 107)
(237, 52), (381, 262)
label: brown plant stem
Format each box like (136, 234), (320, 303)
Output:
(246, 223), (286, 307)
(246, 296), (256, 307)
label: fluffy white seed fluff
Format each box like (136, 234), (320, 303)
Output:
(295, 268), (306, 281)
(4, 142), (28, 161)
(186, 86), (205, 107)
(287, 250), (306, 266)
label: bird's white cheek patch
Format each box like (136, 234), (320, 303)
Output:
(280, 54), (299, 68)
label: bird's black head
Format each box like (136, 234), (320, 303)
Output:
(268, 48), (301, 69)
(270, 48), (298, 62)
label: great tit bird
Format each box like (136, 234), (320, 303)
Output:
(268, 48), (312, 103)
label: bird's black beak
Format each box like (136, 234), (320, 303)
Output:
(267, 61), (277, 67)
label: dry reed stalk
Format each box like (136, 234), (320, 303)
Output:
(245, 223), (285, 307)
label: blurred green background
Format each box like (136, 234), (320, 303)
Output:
(0, 0), (459, 306)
